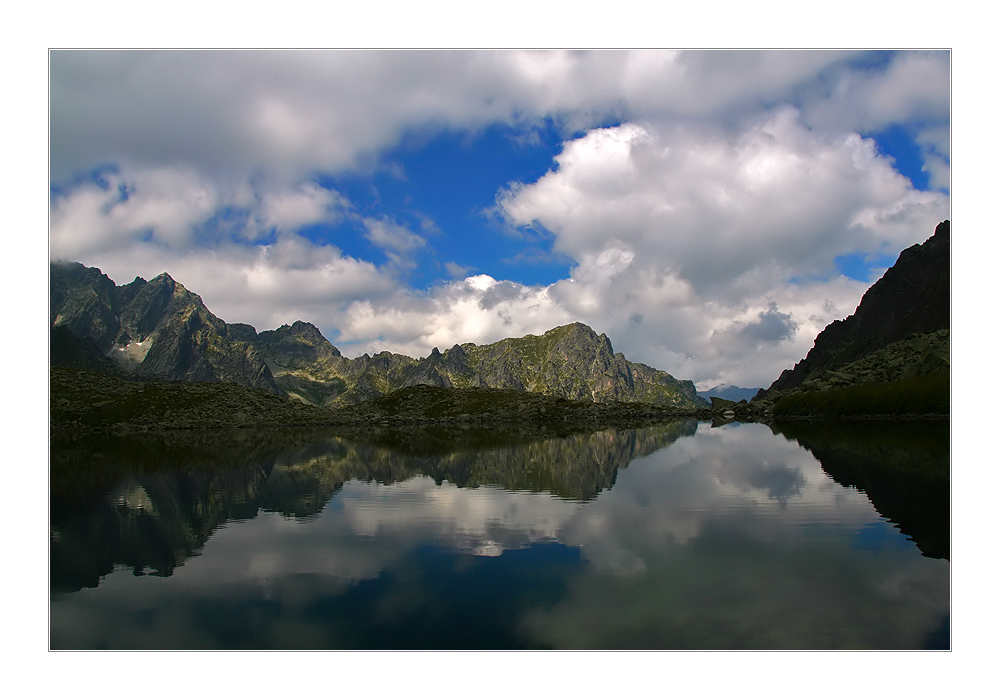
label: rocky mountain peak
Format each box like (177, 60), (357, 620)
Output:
(255, 321), (342, 370)
(226, 323), (259, 343)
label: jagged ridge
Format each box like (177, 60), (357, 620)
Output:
(50, 262), (705, 409)
(243, 320), (704, 408)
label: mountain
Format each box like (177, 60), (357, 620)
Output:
(758, 220), (950, 413)
(697, 384), (761, 403)
(51, 262), (280, 394)
(253, 321), (705, 408)
(50, 263), (706, 410)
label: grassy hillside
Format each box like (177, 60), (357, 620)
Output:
(772, 373), (949, 418)
(50, 366), (340, 432)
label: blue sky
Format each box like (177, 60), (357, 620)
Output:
(49, 50), (950, 388)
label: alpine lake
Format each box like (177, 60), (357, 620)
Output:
(50, 417), (949, 650)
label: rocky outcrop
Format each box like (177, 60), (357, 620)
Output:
(243, 319), (706, 409)
(759, 220), (950, 406)
(254, 320), (343, 369)
(414, 323), (705, 408)
(248, 321), (348, 404)
(780, 329), (949, 395)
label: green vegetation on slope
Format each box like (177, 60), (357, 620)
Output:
(342, 384), (709, 430)
(51, 366), (713, 436)
(50, 366), (340, 433)
(772, 373), (949, 418)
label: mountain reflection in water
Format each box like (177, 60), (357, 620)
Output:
(50, 420), (949, 650)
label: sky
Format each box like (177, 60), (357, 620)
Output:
(48, 49), (951, 390)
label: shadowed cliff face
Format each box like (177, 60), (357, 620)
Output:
(765, 220), (950, 397)
(51, 262), (130, 353)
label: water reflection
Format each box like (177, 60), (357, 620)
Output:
(772, 420), (950, 559)
(50, 420), (949, 649)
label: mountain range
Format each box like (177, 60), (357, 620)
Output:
(696, 384), (761, 403)
(49, 219), (951, 420)
(50, 261), (706, 410)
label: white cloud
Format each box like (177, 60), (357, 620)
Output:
(487, 111), (948, 386)
(916, 126), (951, 191)
(50, 167), (222, 260)
(257, 182), (348, 235)
(499, 111), (947, 297)
(444, 261), (472, 278)
(362, 216), (427, 270)
(50, 165), (354, 259)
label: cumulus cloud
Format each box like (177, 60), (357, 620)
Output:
(916, 126), (951, 191)
(50, 166), (222, 259)
(488, 110), (947, 385)
(708, 302), (799, 357)
(50, 165), (354, 258)
(499, 110), (947, 296)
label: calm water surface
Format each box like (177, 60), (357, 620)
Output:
(50, 419), (949, 649)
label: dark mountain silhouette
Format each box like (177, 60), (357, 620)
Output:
(759, 220), (949, 404)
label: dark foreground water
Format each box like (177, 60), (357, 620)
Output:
(50, 419), (949, 649)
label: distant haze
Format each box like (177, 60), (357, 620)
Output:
(696, 385), (762, 403)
